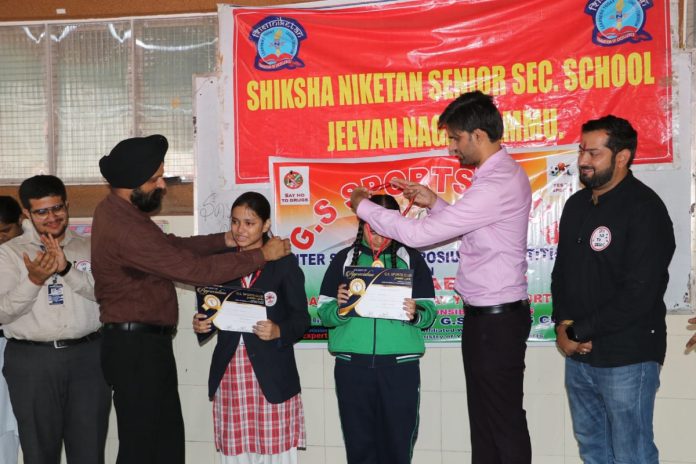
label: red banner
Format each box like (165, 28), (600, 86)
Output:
(228, 0), (672, 183)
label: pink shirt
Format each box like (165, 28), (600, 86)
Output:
(357, 148), (531, 306)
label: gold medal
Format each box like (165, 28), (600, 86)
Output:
(372, 259), (384, 267)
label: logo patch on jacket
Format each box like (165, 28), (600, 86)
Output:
(590, 226), (612, 251)
(264, 291), (278, 307)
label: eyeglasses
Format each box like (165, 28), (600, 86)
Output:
(30, 203), (66, 219)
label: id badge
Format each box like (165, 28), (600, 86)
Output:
(47, 283), (64, 306)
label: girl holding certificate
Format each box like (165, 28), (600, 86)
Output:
(193, 192), (309, 464)
(318, 194), (436, 464)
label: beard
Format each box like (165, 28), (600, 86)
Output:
(131, 187), (165, 213)
(579, 157), (615, 189)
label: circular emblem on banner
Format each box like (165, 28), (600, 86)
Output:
(595, 0), (644, 41)
(264, 291), (278, 307)
(590, 226), (612, 251)
(283, 170), (304, 189)
(249, 17), (306, 71)
(585, 0), (652, 46)
(75, 260), (91, 272)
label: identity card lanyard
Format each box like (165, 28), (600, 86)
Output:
(40, 244), (64, 306)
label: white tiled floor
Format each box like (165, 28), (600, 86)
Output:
(18, 291), (696, 463)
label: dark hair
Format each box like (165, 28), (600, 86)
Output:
(18, 175), (67, 210)
(350, 194), (401, 268)
(437, 91), (504, 142)
(0, 196), (21, 225)
(581, 115), (638, 167)
(231, 192), (271, 242)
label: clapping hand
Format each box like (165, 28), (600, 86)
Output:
(40, 234), (68, 274)
(22, 250), (58, 286)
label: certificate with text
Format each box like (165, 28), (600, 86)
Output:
(196, 286), (266, 337)
(339, 267), (413, 321)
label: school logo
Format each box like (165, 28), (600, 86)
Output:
(249, 16), (306, 71)
(264, 291), (278, 307)
(283, 170), (304, 189)
(75, 260), (91, 272)
(590, 226), (612, 251)
(585, 0), (653, 46)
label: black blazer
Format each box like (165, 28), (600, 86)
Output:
(207, 253), (310, 404)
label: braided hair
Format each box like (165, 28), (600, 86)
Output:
(350, 194), (401, 268)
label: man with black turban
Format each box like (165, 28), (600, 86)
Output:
(92, 135), (291, 464)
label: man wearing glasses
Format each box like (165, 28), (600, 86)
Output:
(0, 175), (110, 464)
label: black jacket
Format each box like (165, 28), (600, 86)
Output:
(551, 172), (675, 367)
(207, 253), (310, 403)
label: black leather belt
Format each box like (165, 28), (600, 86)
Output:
(464, 299), (530, 317)
(103, 322), (177, 336)
(9, 331), (101, 349)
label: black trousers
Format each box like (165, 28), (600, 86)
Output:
(335, 355), (420, 464)
(3, 338), (111, 464)
(462, 307), (532, 464)
(101, 329), (185, 464)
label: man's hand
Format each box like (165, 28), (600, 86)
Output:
(556, 324), (593, 357)
(391, 178), (438, 209)
(22, 251), (58, 286)
(224, 230), (237, 248)
(686, 317), (696, 349)
(253, 320), (280, 341)
(261, 236), (291, 262)
(40, 234), (67, 274)
(349, 187), (371, 213)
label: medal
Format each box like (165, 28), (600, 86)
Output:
(371, 259), (384, 267)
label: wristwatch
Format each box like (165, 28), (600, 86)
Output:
(57, 261), (72, 277)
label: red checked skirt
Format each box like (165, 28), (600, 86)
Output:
(213, 342), (306, 456)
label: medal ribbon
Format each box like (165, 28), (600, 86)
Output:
(241, 270), (261, 289)
(371, 182), (415, 216)
(364, 223), (391, 265)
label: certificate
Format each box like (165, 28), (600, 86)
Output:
(339, 266), (413, 321)
(195, 286), (267, 339)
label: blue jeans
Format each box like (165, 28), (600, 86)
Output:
(565, 358), (660, 464)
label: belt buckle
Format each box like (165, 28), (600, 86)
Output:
(53, 340), (68, 349)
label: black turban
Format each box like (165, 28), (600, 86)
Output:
(99, 134), (168, 188)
